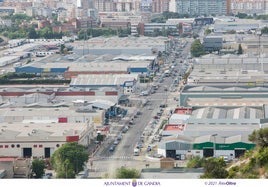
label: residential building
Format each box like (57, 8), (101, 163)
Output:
(100, 17), (131, 29)
(175, 0), (227, 16)
(231, 0), (268, 15)
(140, 0), (152, 12)
(94, 0), (115, 12)
(113, 0), (135, 12)
(169, 0), (176, 12)
(140, 22), (178, 36)
(151, 0), (170, 13)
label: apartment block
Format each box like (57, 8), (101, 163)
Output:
(231, 0), (268, 15)
(175, 0), (227, 16)
(152, 0), (170, 13)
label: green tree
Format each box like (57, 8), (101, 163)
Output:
(261, 27), (268, 34)
(237, 44), (243, 54)
(115, 167), (140, 179)
(31, 158), (46, 178)
(248, 128), (268, 148)
(187, 156), (204, 168)
(256, 147), (268, 167)
(190, 39), (206, 57)
(50, 142), (89, 178)
(192, 32), (199, 39)
(200, 157), (228, 179)
(204, 28), (212, 35)
(28, 27), (38, 39)
(236, 12), (248, 19)
(60, 44), (65, 54)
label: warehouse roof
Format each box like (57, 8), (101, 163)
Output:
(92, 99), (115, 110)
(0, 107), (101, 119)
(70, 74), (138, 87)
(67, 61), (150, 72)
(0, 122), (88, 142)
(184, 85), (268, 92)
(191, 106), (263, 119)
(183, 124), (259, 143)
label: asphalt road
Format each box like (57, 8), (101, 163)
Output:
(88, 37), (194, 178)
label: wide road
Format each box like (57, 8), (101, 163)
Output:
(88, 37), (194, 178)
(88, 75), (175, 178)
(96, 74), (174, 158)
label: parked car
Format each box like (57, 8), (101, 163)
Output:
(121, 126), (129, 133)
(160, 104), (167, 108)
(139, 136), (145, 143)
(75, 169), (89, 179)
(139, 91), (149, 96)
(109, 145), (115, 152)
(116, 135), (122, 141)
(153, 116), (160, 119)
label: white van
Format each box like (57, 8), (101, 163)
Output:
(139, 91), (149, 96)
(133, 148), (140, 156)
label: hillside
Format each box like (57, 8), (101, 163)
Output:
(226, 148), (268, 179)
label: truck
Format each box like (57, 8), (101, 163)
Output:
(133, 148), (140, 156)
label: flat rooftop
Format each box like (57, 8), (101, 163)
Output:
(164, 124), (185, 131)
(0, 122), (89, 142)
(183, 124), (259, 143)
(190, 106), (264, 123)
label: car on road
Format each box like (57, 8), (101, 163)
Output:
(133, 148), (140, 156)
(147, 145), (152, 152)
(116, 135), (122, 141)
(139, 136), (145, 143)
(139, 91), (149, 96)
(109, 145), (116, 152)
(136, 143), (143, 149)
(154, 154), (164, 158)
(121, 126), (129, 133)
(113, 140), (119, 145)
(157, 110), (163, 116)
(153, 116), (160, 120)
(75, 169), (89, 179)
(129, 120), (134, 125)
(150, 89), (156, 94)
(147, 106), (153, 110)
(160, 104), (167, 108)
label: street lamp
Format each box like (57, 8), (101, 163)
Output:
(212, 134), (217, 157)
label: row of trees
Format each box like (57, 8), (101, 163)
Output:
(235, 12), (268, 20)
(151, 11), (192, 23)
(0, 26), (65, 39)
(77, 27), (131, 39)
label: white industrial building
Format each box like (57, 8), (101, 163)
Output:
(0, 107), (105, 125)
(70, 74), (138, 95)
(0, 122), (94, 158)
